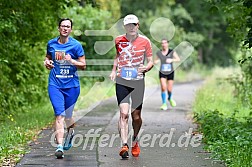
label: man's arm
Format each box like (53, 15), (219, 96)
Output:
(154, 54), (160, 64)
(140, 39), (154, 73)
(138, 56), (153, 74)
(144, 56), (154, 73)
(109, 55), (118, 81)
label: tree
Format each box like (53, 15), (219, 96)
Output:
(0, 0), (66, 121)
(206, 0), (252, 107)
(176, 0), (240, 66)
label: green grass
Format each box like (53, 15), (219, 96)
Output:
(193, 67), (251, 118)
(193, 66), (252, 167)
(0, 101), (54, 165)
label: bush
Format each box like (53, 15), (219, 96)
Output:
(194, 110), (252, 167)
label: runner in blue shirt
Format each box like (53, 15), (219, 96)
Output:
(44, 18), (86, 159)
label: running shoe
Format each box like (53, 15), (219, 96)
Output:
(55, 144), (64, 159)
(160, 103), (168, 110)
(131, 142), (140, 157)
(169, 99), (176, 107)
(119, 144), (129, 159)
(63, 128), (74, 151)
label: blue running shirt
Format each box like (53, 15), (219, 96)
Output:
(47, 37), (85, 88)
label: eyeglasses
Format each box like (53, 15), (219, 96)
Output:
(60, 25), (71, 29)
(125, 23), (138, 27)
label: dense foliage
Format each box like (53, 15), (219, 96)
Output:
(195, 109), (252, 166)
(0, 0), (66, 121)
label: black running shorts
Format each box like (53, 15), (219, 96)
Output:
(115, 77), (145, 110)
(159, 71), (174, 80)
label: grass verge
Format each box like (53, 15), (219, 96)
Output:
(0, 101), (53, 166)
(193, 67), (252, 167)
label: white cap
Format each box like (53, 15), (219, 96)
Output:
(123, 14), (139, 25)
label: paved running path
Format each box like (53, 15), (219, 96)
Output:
(16, 81), (224, 167)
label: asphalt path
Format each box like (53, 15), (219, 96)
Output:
(16, 81), (225, 167)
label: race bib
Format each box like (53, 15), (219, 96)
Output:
(161, 64), (172, 72)
(121, 67), (138, 79)
(56, 66), (73, 78)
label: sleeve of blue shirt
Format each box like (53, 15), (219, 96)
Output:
(75, 41), (85, 58)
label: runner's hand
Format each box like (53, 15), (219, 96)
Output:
(44, 60), (54, 70)
(64, 54), (72, 61)
(138, 64), (147, 73)
(166, 58), (173, 63)
(109, 71), (116, 81)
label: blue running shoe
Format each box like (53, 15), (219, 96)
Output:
(55, 144), (64, 159)
(63, 128), (74, 151)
